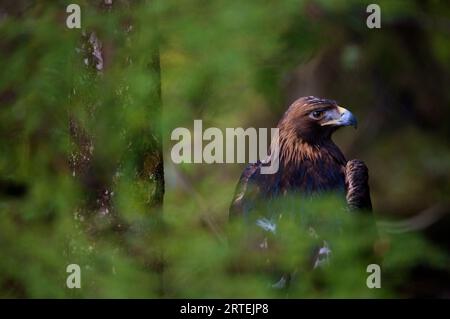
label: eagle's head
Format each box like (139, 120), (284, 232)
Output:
(278, 96), (357, 144)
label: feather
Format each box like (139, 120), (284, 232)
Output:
(345, 159), (372, 211)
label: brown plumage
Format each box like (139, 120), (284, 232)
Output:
(230, 96), (372, 219)
(345, 159), (372, 211)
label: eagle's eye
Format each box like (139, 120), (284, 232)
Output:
(310, 110), (324, 120)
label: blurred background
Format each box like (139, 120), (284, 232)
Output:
(0, 0), (449, 298)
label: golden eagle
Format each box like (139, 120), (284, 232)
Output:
(230, 96), (371, 215)
(229, 96), (373, 285)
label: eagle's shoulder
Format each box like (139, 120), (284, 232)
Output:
(229, 162), (262, 219)
(345, 159), (372, 211)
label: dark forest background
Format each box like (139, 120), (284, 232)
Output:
(0, 0), (449, 298)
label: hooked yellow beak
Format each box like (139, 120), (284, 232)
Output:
(321, 106), (357, 129)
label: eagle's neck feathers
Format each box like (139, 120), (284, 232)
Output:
(276, 128), (346, 169)
(259, 126), (348, 195)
